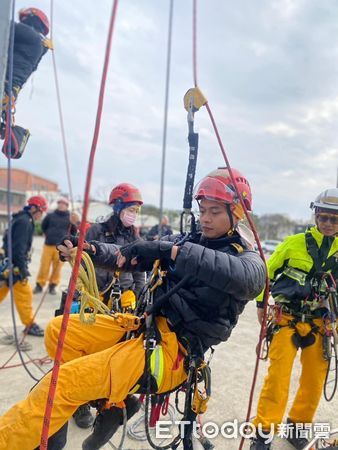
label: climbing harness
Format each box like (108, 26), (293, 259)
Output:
(260, 271), (338, 404)
(1, 70), (29, 160)
(125, 83), (215, 450)
(258, 305), (282, 360)
(320, 273), (338, 402)
(0, 255), (20, 288)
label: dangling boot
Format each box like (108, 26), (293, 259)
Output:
(33, 421), (68, 450)
(250, 435), (272, 450)
(82, 395), (141, 450)
(73, 404), (94, 429)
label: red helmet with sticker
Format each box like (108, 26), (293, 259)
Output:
(108, 183), (143, 206)
(27, 195), (48, 212)
(19, 7), (50, 36)
(194, 168), (252, 219)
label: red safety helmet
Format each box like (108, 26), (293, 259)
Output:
(194, 168), (252, 218)
(27, 195), (48, 212)
(108, 183), (143, 206)
(19, 7), (50, 36)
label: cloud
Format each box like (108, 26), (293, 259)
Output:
(264, 122), (299, 137)
(5, 0), (338, 221)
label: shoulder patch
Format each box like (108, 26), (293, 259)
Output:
(42, 38), (54, 50)
(230, 243), (244, 253)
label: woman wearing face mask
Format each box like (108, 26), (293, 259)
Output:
(85, 182), (145, 301)
(71, 183), (145, 429)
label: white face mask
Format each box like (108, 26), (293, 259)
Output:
(120, 210), (137, 227)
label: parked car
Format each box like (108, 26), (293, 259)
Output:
(261, 239), (282, 254)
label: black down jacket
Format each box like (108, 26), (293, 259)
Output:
(89, 232), (266, 350)
(2, 210), (34, 279)
(6, 22), (48, 91)
(85, 221), (145, 296)
(42, 210), (76, 246)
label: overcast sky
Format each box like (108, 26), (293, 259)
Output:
(7, 0), (338, 220)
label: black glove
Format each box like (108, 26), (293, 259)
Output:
(120, 240), (174, 267)
(58, 235), (79, 248)
(57, 235), (79, 262)
(57, 236), (95, 262)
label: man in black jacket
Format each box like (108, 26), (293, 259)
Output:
(0, 195), (47, 339)
(146, 215), (173, 241)
(2, 7), (51, 109)
(34, 197), (77, 295)
(0, 168), (266, 450)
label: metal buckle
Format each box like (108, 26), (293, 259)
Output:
(144, 338), (157, 351)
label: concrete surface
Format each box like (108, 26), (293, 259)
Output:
(0, 236), (337, 449)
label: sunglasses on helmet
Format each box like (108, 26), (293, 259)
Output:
(316, 214), (338, 225)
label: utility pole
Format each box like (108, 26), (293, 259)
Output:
(0, 0), (11, 101)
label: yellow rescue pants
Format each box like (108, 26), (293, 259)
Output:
(36, 244), (64, 287)
(252, 314), (329, 431)
(0, 315), (187, 449)
(0, 280), (34, 326)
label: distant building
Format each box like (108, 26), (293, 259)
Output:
(0, 168), (60, 232)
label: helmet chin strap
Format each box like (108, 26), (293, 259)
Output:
(226, 204), (235, 234)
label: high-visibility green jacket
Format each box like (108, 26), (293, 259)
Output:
(256, 226), (338, 313)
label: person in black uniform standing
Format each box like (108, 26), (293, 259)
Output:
(34, 198), (77, 296)
(0, 195), (48, 340)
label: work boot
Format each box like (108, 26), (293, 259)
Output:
(34, 421), (68, 450)
(250, 435), (272, 450)
(33, 283), (43, 294)
(24, 323), (44, 337)
(286, 419), (309, 449)
(49, 284), (57, 295)
(82, 395), (141, 450)
(73, 404), (94, 429)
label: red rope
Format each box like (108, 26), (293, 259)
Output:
(1, 356), (51, 371)
(192, 0), (198, 87)
(191, 2), (270, 448)
(39, 1), (119, 448)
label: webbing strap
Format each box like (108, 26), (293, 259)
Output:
(305, 232), (336, 278)
(183, 132), (199, 211)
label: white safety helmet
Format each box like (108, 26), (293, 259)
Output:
(310, 188), (338, 213)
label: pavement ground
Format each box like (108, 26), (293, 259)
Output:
(0, 236), (337, 449)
